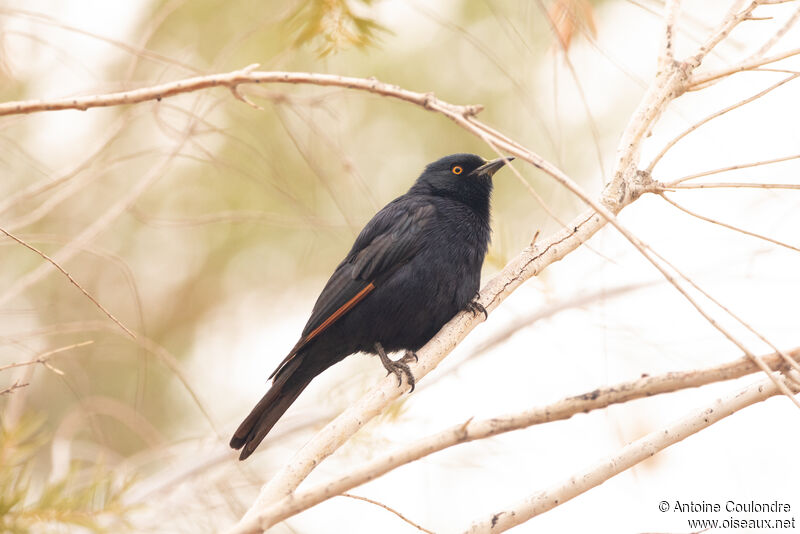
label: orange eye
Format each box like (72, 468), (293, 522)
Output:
(452, 165), (463, 175)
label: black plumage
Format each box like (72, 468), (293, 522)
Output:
(230, 153), (512, 460)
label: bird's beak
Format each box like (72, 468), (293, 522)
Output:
(471, 156), (514, 177)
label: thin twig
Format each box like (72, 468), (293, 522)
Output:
(648, 72), (800, 172)
(663, 152), (800, 185)
(687, 0), (761, 68)
(340, 493), (435, 534)
(661, 193), (800, 253)
(668, 181), (800, 190)
(0, 226), (135, 338)
(0, 340), (94, 375)
(0, 381), (29, 395)
(689, 46), (800, 88)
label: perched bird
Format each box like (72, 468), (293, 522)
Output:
(230, 153), (512, 460)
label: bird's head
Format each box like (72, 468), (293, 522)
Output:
(411, 153), (513, 213)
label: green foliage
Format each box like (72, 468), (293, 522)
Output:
(289, 0), (389, 56)
(0, 415), (132, 534)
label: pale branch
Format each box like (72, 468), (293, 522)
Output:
(668, 182), (800, 190)
(463, 375), (796, 533)
(662, 0), (682, 64)
(663, 152), (800, 185)
(0, 226), (135, 338)
(339, 494), (435, 534)
(233, 348), (799, 533)
(0, 64), (482, 119)
(753, 68), (800, 75)
(661, 193), (800, 253)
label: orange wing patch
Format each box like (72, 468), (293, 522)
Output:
(269, 282), (376, 380)
(304, 282), (375, 342)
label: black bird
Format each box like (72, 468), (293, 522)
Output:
(230, 153), (512, 460)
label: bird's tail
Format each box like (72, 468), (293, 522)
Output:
(230, 357), (312, 460)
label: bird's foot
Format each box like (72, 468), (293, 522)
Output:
(374, 342), (416, 392)
(464, 293), (488, 320)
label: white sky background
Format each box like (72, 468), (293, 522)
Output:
(3, 0), (800, 532)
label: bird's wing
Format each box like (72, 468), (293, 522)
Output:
(269, 198), (436, 380)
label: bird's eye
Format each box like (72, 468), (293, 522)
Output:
(452, 165), (463, 175)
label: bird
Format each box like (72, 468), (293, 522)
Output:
(230, 153), (513, 460)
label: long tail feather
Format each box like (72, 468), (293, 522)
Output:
(230, 358), (312, 460)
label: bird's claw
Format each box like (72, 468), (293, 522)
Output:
(402, 351), (418, 364)
(465, 295), (488, 320)
(374, 343), (416, 392)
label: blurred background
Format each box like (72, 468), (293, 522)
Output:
(1, 0), (799, 532)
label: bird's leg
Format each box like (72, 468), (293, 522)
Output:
(464, 292), (488, 320)
(374, 342), (416, 392)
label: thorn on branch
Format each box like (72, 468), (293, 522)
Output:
(230, 85), (264, 110)
(458, 416), (474, 441)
